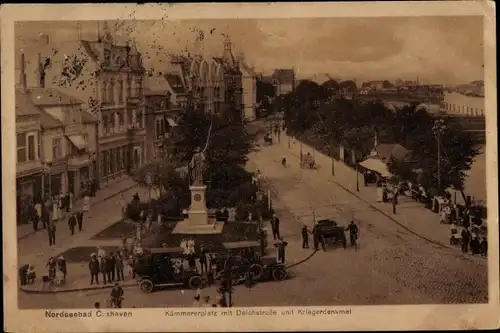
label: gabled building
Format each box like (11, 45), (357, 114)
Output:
(18, 24), (146, 189)
(271, 68), (296, 96)
(16, 52), (98, 201)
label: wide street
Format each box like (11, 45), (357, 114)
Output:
(19, 136), (488, 308)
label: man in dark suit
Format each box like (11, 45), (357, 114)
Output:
(76, 210), (84, 231)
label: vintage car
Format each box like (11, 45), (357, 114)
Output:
(131, 247), (204, 293)
(314, 219), (347, 249)
(210, 241), (288, 284)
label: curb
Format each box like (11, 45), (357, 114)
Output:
(268, 139), (476, 255)
(19, 281), (137, 294)
(18, 184), (138, 241)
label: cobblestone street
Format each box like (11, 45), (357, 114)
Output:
(19, 143), (488, 308)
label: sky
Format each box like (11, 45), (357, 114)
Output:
(15, 16), (484, 84)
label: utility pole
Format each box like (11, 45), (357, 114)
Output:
(432, 119), (445, 194)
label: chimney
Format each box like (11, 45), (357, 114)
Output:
(39, 34), (49, 46)
(19, 53), (27, 93)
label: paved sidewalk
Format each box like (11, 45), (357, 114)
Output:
(264, 132), (483, 253)
(17, 177), (138, 240)
(17, 184), (150, 294)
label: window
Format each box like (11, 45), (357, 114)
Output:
(108, 80), (115, 104)
(17, 134), (27, 163)
(101, 81), (107, 102)
(52, 138), (62, 159)
(102, 114), (109, 135)
(118, 112), (125, 132)
(127, 109), (134, 128)
(107, 151), (112, 174)
(83, 133), (89, 143)
(108, 113), (115, 134)
(134, 78), (141, 97)
(118, 80), (124, 104)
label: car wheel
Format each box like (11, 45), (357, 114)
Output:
(248, 264), (264, 280)
(139, 279), (154, 293)
(272, 266), (287, 281)
(188, 275), (203, 290)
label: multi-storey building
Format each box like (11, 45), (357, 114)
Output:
(16, 53), (98, 202)
(271, 68), (296, 96)
(19, 24), (146, 189)
(163, 36), (243, 118)
(237, 52), (257, 122)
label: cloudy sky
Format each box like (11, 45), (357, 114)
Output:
(15, 16), (484, 84)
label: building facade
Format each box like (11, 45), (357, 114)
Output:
(443, 91), (485, 117)
(271, 68), (296, 96)
(19, 25), (146, 189)
(237, 53), (257, 122)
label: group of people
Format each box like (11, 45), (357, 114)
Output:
(304, 220), (359, 252)
(43, 256), (67, 287)
(88, 247), (127, 285)
(451, 223), (488, 256)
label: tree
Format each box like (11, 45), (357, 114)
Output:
(256, 78), (275, 114)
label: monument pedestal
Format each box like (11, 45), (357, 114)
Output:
(172, 185), (225, 235)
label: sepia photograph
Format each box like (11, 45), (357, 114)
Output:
(2, 2), (498, 332)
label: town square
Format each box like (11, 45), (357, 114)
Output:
(11, 15), (491, 310)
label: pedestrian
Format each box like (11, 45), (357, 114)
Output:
(274, 238), (288, 264)
(89, 254), (100, 285)
(97, 248), (108, 284)
(41, 206), (49, 230)
(108, 252), (116, 281)
(68, 214), (77, 235)
(312, 225), (325, 251)
(192, 289), (201, 307)
(76, 210), (84, 231)
(198, 245), (208, 275)
(46, 257), (56, 282)
(461, 227), (471, 253)
(470, 236), (481, 255)
(57, 255), (67, 284)
(19, 264), (29, 286)
(119, 194), (127, 221)
(301, 225), (309, 248)
(94, 302), (101, 309)
(271, 214), (281, 240)
(115, 252), (124, 281)
(480, 236), (488, 257)
(345, 221), (359, 250)
(69, 192), (74, 211)
(47, 223), (56, 246)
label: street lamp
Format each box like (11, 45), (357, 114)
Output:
(256, 190), (266, 255)
(355, 152), (360, 192)
(432, 119), (446, 194)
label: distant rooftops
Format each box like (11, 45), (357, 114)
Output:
(271, 69), (295, 84)
(27, 87), (84, 106)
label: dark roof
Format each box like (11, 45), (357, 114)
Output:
(27, 87), (83, 106)
(16, 89), (42, 117)
(271, 69), (295, 84)
(375, 143), (411, 162)
(165, 74), (186, 94)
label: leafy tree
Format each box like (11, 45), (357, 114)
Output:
(256, 77), (275, 114)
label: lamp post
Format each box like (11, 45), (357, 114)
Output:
(432, 119), (446, 194)
(355, 152), (360, 192)
(256, 190), (266, 255)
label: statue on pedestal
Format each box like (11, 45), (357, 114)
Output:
(189, 147), (206, 186)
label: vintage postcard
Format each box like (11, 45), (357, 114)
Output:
(2, 2), (499, 332)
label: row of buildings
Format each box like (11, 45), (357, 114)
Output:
(15, 25), (258, 206)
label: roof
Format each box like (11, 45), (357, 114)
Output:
(16, 89), (42, 117)
(40, 109), (63, 129)
(375, 143), (410, 163)
(165, 74), (186, 94)
(271, 69), (295, 84)
(27, 87), (83, 106)
(82, 111), (98, 124)
(240, 61), (256, 76)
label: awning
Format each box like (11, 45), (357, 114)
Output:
(167, 118), (177, 127)
(359, 157), (393, 178)
(67, 134), (87, 150)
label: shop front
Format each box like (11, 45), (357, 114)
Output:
(16, 173), (43, 225)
